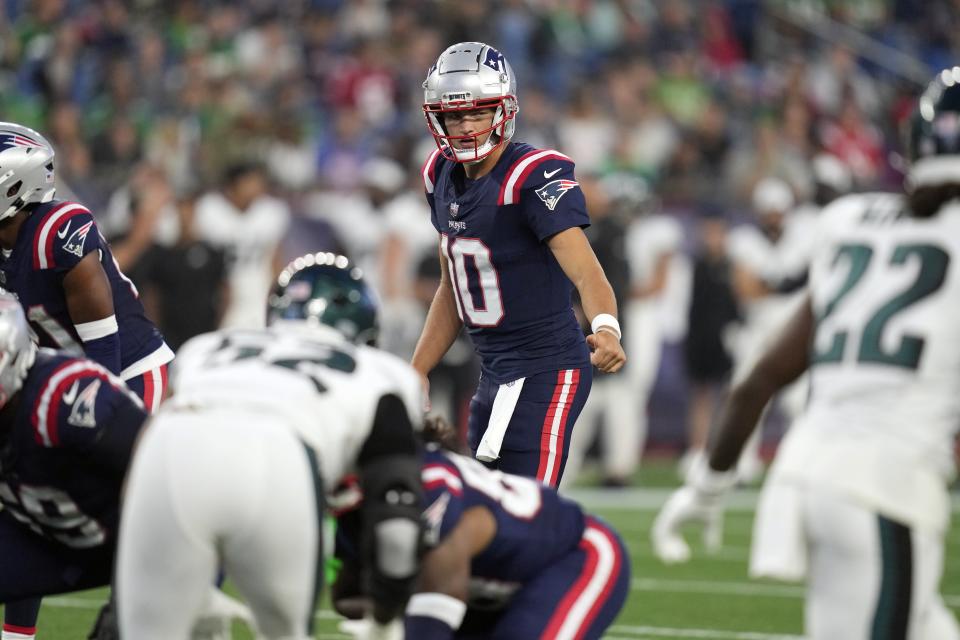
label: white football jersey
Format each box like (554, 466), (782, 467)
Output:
(772, 193), (960, 532)
(166, 323), (423, 491)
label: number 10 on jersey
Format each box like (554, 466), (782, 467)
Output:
(441, 234), (505, 327)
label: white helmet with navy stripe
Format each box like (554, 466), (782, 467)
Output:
(0, 122), (55, 221)
(0, 290), (36, 409)
(423, 42), (519, 164)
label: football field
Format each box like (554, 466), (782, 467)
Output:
(7, 484), (960, 639)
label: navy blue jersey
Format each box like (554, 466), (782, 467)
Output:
(422, 143), (591, 384)
(0, 350), (148, 549)
(421, 447), (585, 604)
(0, 200), (172, 378)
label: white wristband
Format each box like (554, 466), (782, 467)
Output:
(590, 313), (621, 340)
(75, 315), (119, 342)
(406, 592), (467, 629)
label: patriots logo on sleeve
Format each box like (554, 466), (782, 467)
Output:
(535, 179), (579, 211)
(61, 220), (94, 258)
(67, 379), (101, 428)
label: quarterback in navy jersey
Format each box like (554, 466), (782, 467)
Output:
(412, 43), (625, 487)
(0, 123), (173, 416)
(0, 293), (147, 626)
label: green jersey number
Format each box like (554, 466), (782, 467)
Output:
(813, 243), (950, 370)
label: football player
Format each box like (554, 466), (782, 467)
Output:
(115, 253), (424, 640)
(0, 292), (148, 633)
(412, 43), (625, 487)
(0, 122), (173, 639)
(335, 422), (630, 640)
(652, 68), (960, 639)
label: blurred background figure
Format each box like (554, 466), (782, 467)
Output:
(194, 162), (290, 329)
(681, 209), (740, 476)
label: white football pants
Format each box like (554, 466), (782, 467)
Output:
(755, 483), (959, 640)
(116, 409), (323, 640)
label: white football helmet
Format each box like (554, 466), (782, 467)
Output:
(0, 122), (56, 221)
(0, 291), (36, 408)
(422, 42), (519, 163)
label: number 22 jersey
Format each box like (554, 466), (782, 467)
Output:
(423, 142), (591, 384)
(773, 193), (960, 533)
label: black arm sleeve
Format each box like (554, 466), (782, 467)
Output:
(358, 394), (424, 624)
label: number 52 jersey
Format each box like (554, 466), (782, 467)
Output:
(775, 194), (960, 533)
(423, 143), (591, 385)
(166, 323), (424, 492)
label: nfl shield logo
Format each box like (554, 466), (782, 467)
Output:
(449, 202), (460, 218)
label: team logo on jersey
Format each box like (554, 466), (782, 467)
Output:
(61, 220), (94, 258)
(535, 179), (579, 211)
(67, 379), (100, 428)
(0, 133), (43, 153)
(449, 202), (460, 218)
(423, 491), (450, 546)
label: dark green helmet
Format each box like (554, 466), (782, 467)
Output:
(267, 252), (379, 345)
(907, 66), (960, 188)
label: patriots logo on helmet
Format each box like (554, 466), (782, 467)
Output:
(62, 220), (94, 258)
(482, 47), (505, 73)
(535, 179), (579, 211)
(0, 133), (42, 153)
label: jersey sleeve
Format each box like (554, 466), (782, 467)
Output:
(421, 149), (444, 233)
(30, 361), (147, 469)
(420, 449), (467, 548)
(32, 203), (103, 273)
(510, 153), (590, 241)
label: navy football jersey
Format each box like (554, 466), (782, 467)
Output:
(0, 200), (172, 378)
(0, 350), (148, 549)
(422, 143), (591, 384)
(421, 447), (585, 606)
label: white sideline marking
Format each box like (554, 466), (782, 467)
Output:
(610, 625), (803, 639)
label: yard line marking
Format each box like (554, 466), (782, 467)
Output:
(609, 625), (804, 639)
(569, 487), (960, 512)
(632, 578), (804, 599)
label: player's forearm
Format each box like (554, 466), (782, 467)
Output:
(576, 269), (619, 331)
(708, 375), (776, 472)
(411, 284), (463, 376)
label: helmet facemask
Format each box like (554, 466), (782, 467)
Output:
(424, 95), (518, 164)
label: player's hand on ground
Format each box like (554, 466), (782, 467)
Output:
(587, 330), (626, 373)
(339, 616), (404, 640)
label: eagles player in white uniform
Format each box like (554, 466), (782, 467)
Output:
(652, 68), (960, 639)
(116, 252), (424, 640)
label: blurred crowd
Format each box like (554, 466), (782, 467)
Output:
(3, 0), (958, 473)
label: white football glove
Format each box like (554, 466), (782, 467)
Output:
(339, 616), (404, 640)
(651, 455), (735, 564)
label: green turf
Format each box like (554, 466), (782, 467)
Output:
(6, 480), (960, 638)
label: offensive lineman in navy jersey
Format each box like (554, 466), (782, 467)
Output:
(0, 293), (148, 635)
(0, 123), (172, 638)
(412, 43), (626, 487)
(333, 420), (630, 640)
